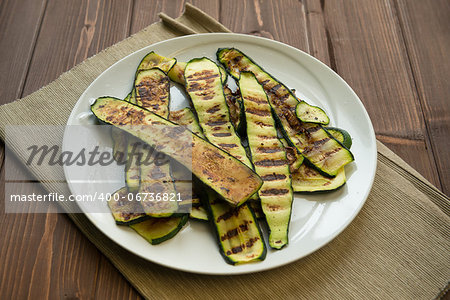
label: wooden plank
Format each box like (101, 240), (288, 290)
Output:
(395, 0), (450, 195)
(22, 0), (133, 96)
(310, 0), (441, 188)
(0, 0), (140, 299)
(130, 0), (219, 34)
(220, 0), (309, 51)
(0, 158), (100, 299)
(0, 0), (47, 104)
(94, 256), (142, 300)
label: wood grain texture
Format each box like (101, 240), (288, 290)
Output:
(395, 0), (450, 194)
(130, 0), (219, 34)
(221, 0), (309, 51)
(22, 0), (133, 96)
(313, 0), (441, 188)
(0, 157), (100, 299)
(0, 0), (47, 103)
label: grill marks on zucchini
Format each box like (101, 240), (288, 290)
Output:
(217, 48), (354, 177)
(169, 108), (203, 210)
(107, 187), (148, 225)
(239, 72), (293, 249)
(135, 68), (170, 117)
(133, 67), (179, 217)
(91, 97), (262, 206)
(185, 58), (251, 167)
(184, 58), (266, 264)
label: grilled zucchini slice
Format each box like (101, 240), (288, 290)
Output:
(107, 187), (148, 225)
(239, 72), (293, 249)
(135, 68), (171, 117)
(91, 97), (262, 206)
(133, 67), (179, 217)
(185, 57), (253, 171)
(292, 163), (346, 192)
(130, 215), (188, 245)
(183, 61), (266, 263)
(290, 129), (349, 192)
(125, 53), (176, 192)
(217, 48), (353, 176)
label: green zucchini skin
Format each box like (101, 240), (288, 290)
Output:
(108, 187), (148, 225)
(134, 63), (179, 217)
(217, 48), (353, 177)
(239, 72), (293, 249)
(91, 97), (262, 207)
(325, 127), (352, 149)
(130, 214), (188, 245)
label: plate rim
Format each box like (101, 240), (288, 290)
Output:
(63, 32), (377, 275)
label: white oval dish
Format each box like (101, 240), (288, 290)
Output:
(63, 33), (377, 275)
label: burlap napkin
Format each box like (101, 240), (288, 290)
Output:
(0, 4), (448, 299)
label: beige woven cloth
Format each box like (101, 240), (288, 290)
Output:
(0, 4), (448, 299)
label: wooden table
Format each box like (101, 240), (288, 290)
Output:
(0, 0), (448, 298)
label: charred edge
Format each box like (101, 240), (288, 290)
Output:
(261, 174), (287, 181)
(257, 147), (283, 154)
(218, 143), (238, 149)
(245, 96), (267, 104)
(246, 108), (271, 117)
(255, 121), (272, 127)
(225, 236), (260, 256)
(260, 188), (290, 196)
(302, 138), (331, 154)
(254, 159), (287, 167)
(212, 132), (232, 137)
(206, 105), (221, 113)
(206, 120), (227, 126)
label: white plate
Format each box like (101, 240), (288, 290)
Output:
(64, 33), (377, 275)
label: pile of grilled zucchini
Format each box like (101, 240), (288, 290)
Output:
(90, 48), (354, 265)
